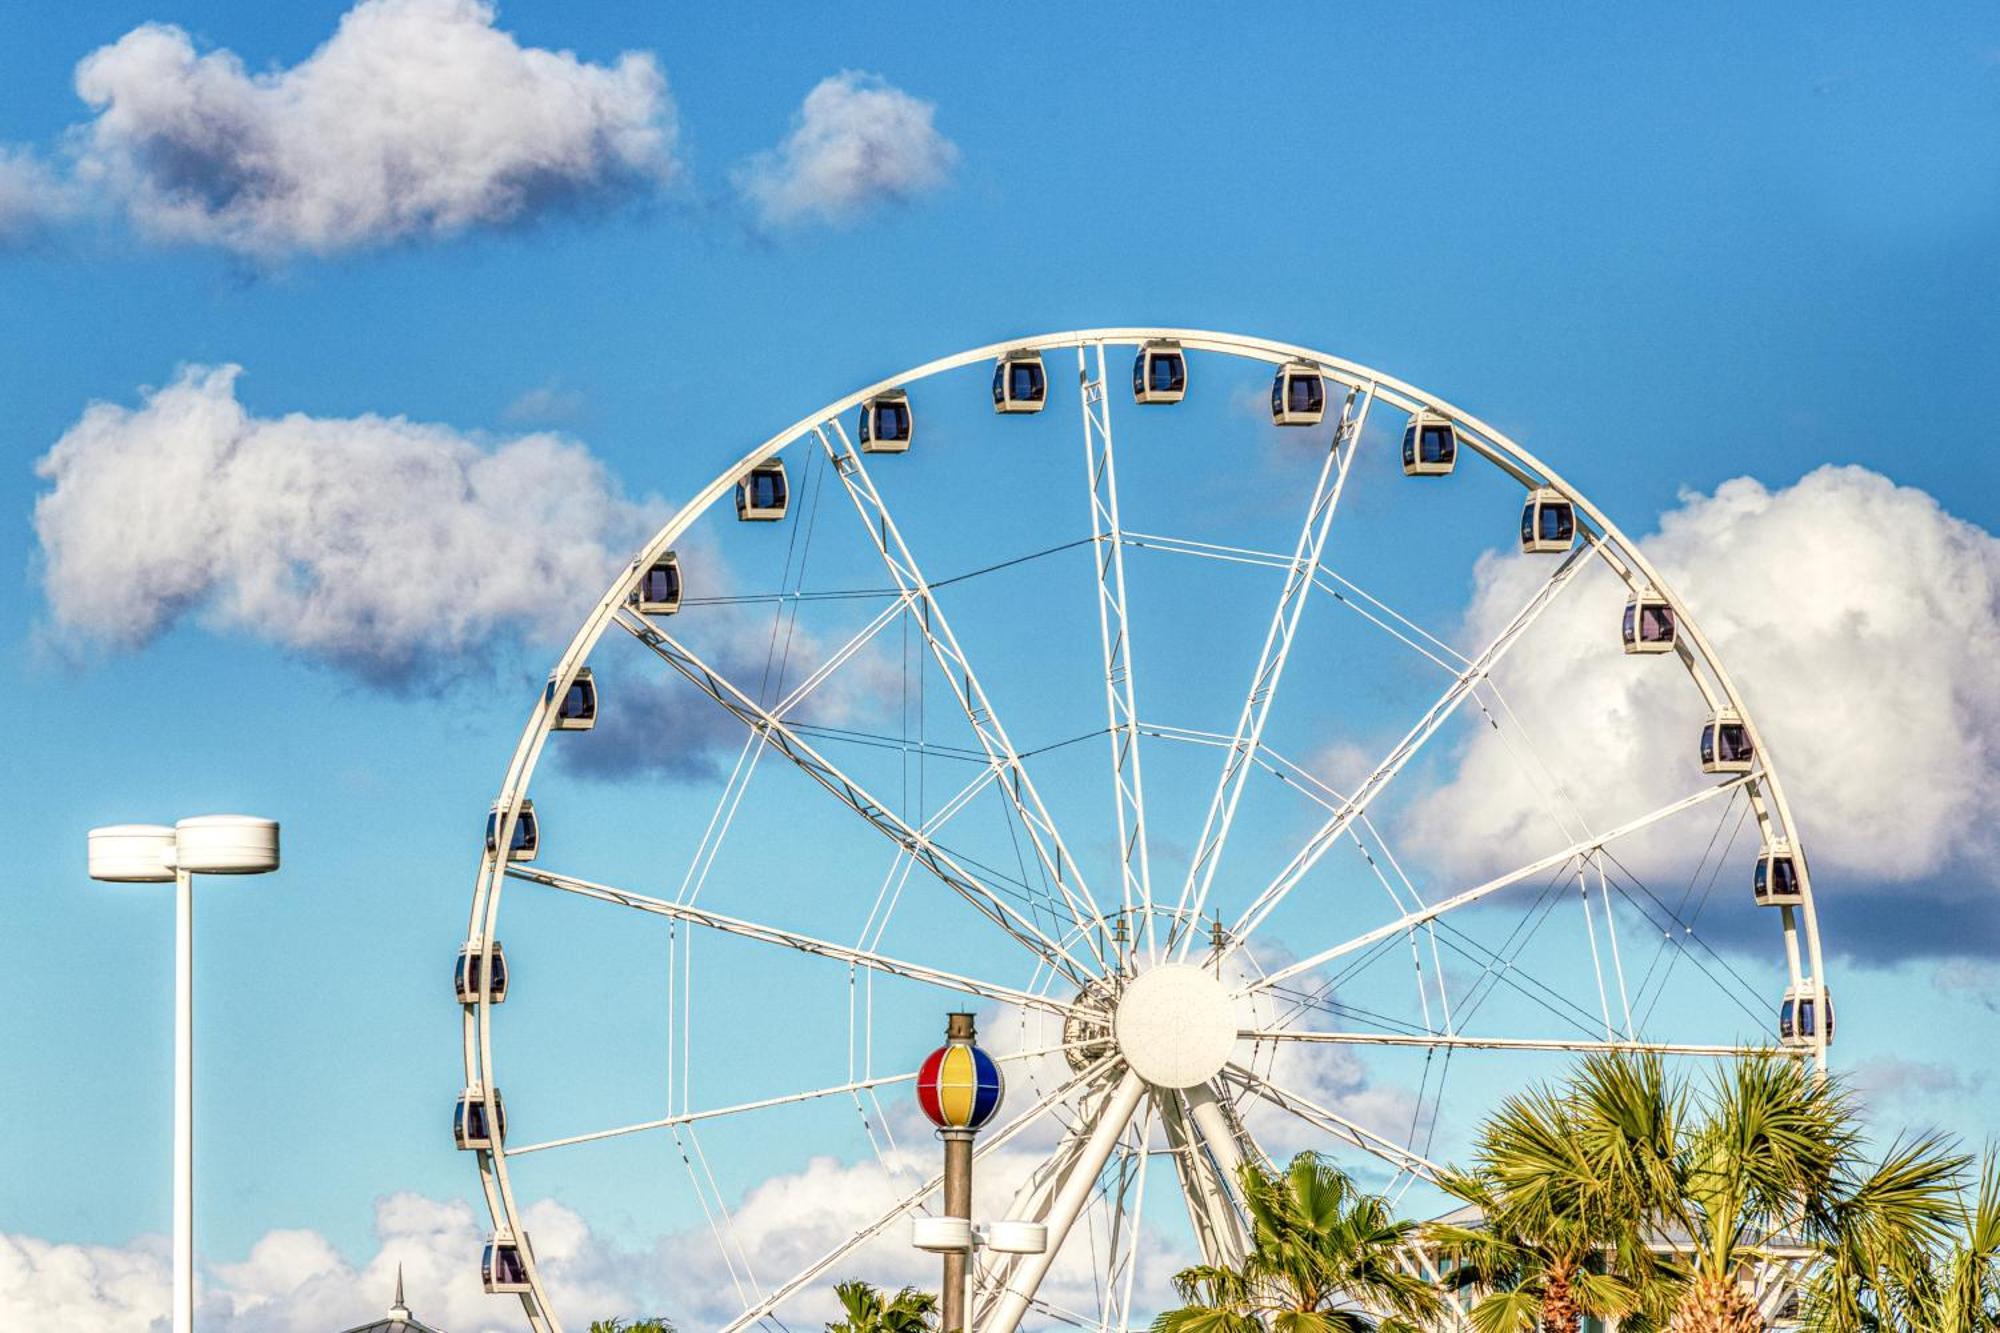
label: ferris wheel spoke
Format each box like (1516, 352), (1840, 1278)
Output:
(1239, 1029), (1771, 1057)
(1221, 1062), (1441, 1182)
(1223, 537), (1597, 955)
(1170, 384), (1374, 958)
(507, 1043), (1070, 1158)
(508, 864), (1076, 1016)
(1078, 343), (1157, 966)
(616, 617), (1097, 984)
(815, 420), (1113, 973)
(715, 1055), (1119, 1333)
(1239, 773), (1753, 1001)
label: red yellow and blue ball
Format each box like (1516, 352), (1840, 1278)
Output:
(916, 1041), (1003, 1131)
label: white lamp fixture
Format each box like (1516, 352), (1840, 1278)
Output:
(87, 815), (280, 1333)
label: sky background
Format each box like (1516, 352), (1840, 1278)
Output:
(1, 3), (1997, 1330)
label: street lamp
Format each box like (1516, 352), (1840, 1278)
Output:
(87, 815), (280, 1333)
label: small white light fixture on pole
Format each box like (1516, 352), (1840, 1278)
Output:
(912, 1217), (1047, 1333)
(88, 815), (280, 1333)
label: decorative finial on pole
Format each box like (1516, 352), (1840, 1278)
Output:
(389, 1263), (409, 1319)
(916, 1013), (1003, 1333)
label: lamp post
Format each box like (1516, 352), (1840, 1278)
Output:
(914, 1013), (1028, 1333)
(87, 815), (280, 1333)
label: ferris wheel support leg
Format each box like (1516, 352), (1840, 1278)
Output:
(984, 1071), (1147, 1333)
(1161, 1090), (1248, 1269)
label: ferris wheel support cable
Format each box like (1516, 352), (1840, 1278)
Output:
(1124, 529), (1472, 674)
(615, 614), (1097, 985)
(507, 865), (1079, 1017)
(1240, 1029), (1774, 1056)
(1221, 1062), (1442, 1181)
(506, 1043), (1075, 1158)
(1170, 386), (1372, 959)
(815, 421), (1113, 972)
(1221, 535), (1594, 959)
(1241, 772), (1754, 1000)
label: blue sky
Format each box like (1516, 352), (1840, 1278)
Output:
(1, 3), (1996, 1330)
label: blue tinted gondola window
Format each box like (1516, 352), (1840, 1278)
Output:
(1521, 505), (1535, 543)
(1010, 364), (1043, 401)
(880, 402), (909, 438)
(1148, 355), (1184, 392)
(1640, 605), (1674, 641)
(1405, 427), (1419, 468)
(1421, 424), (1454, 463)
(1538, 504), (1573, 542)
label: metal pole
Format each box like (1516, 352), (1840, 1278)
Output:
(174, 867), (194, 1333)
(940, 1012), (976, 1333)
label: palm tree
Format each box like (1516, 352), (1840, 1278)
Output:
(825, 1280), (938, 1333)
(1154, 1152), (1441, 1333)
(1428, 1167), (1639, 1333)
(588, 1321), (677, 1333)
(1535, 1052), (1963, 1333)
(1804, 1150), (1996, 1331)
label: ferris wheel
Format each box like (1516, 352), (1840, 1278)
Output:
(457, 329), (1831, 1333)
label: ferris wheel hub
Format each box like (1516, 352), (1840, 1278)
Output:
(1112, 964), (1238, 1089)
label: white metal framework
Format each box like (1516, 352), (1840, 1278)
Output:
(462, 329), (1828, 1332)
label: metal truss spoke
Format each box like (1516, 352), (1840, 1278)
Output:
(510, 865), (1076, 1016)
(1223, 537), (1597, 956)
(815, 420), (1112, 972)
(1240, 774), (1752, 999)
(1239, 1029), (1771, 1056)
(1171, 384), (1373, 957)
(1222, 1062), (1441, 1182)
(1078, 343), (1157, 966)
(716, 1057), (1117, 1333)
(509, 1044), (1070, 1158)
(615, 612), (1096, 984)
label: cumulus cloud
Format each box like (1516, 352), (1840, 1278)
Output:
(734, 71), (957, 229)
(0, 146), (76, 245)
(70, 0), (676, 256)
(1405, 465), (2000, 957)
(0, 1192), (648, 1333)
(32, 364), (659, 684)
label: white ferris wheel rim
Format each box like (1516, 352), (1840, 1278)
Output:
(461, 327), (1830, 1332)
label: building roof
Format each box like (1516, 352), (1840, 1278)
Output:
(335, 1267), (447, 1333)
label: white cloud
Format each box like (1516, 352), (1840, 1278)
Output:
(33, 364), (660, 684)
(0, 146), (76, 245)
(1404, 465), (2000, 954)
(0, 1192), (649, 1333)
(71, 0), (675, 256)
(734, 71), (957, 229)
